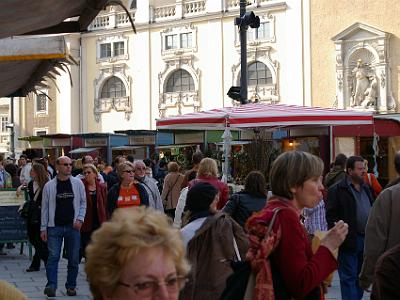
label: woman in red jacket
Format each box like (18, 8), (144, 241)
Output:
(80, 164), (108, 261)
(246, 151), (349, 300)
(188, 158), (229, 209)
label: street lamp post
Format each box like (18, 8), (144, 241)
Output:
(227, 1), (260, 105)
(239, 0), (248, 104)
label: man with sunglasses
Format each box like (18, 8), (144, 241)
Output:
(40, 156), (87, 297)
(133, 160), (163, 211)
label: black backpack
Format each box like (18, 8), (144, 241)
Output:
(220, 260), (252, 300)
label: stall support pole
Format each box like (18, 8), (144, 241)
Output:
(9, 97), (15, 159)
(329, 126), (334, 163)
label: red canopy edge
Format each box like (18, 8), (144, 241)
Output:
(156, 103), (374, 130)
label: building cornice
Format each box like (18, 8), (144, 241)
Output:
(81, 1), (287, 38)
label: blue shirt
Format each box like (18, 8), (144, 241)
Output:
(347, 179), (371, 234)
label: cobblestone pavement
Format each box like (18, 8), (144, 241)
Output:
(0, 243), (371, 299)
(0, 244), (90, 299)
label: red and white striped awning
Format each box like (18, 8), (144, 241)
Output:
(156, 103), (374, 130)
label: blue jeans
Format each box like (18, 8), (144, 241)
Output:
(338, 234), (364, 300)
(46, 225), (80, 290)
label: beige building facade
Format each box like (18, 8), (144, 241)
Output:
(310, 0), (399, 112)
(309, 0), (400, 183)
(15, 34), (81, 152)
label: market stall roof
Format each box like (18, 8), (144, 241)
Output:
(0, 0), (135, 97)
(69, 147), (99, 154)
(0, 35), (69, 97)
(42, 133), (72, 139)
(156, 103), (374, 130)
(18, 136), (43, 142)
(156, 144), (198, 149)
(112, 146), (146, 151)
(0, 0), (110, 39)
(374, 114), (400, 124)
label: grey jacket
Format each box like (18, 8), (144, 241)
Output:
(139, 176), (163, 211)
(359, 183), (400, 289)
(41, 176), (87, 231)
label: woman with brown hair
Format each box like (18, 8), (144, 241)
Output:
(23, 163), (49, 271)
(222, 171), (267, 227)
(161, 162), (184, 218)
(245, 151), (348, 299)
(80, 164), (108, 261)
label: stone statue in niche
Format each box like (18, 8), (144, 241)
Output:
(362, 74), (378, 107)
(350, 59), (377, 108)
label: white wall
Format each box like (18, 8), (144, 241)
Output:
(81, 0), (308, 131)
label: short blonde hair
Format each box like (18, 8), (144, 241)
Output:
(270, 151), (324, 200)
(197, 157), (218, 178)
(85, 207), (190, 300)
(116, 161), (135, 179)
(83, 164), (98, 176)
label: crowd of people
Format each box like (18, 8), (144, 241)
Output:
(0, 149), (399, 299)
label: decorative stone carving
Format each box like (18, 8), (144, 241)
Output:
(349, 59), (376, 108)
(158, 54), (201, 117)
(160, 24), (198, 58)
(231, 46), (279, 103)
(93, 64), (132, 122)
(332, 23), (394, 112)
(337, 73), (343, 91)
(380, 70), (386, 88)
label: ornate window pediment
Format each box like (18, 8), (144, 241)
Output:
(96, 35), (129, 63)
(332, 23), (395, 112)
(94, 64), (132, 122)
(161, 24), (198, 59)
(158, 55), (201, 118)
(235, 13), (276, 48)
(232, 47), (279, 103)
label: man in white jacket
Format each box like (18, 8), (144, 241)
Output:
(41, 156), (86, 297)
(133, 160), (163, 211)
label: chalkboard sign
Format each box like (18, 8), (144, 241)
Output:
(0, 205), (27, 241)
(0, 189), (28, 242)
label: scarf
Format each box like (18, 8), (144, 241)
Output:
(245, 198), (296, 300)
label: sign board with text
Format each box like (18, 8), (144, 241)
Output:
(85, 138), (107, 147)
(0, 189), (27, 242)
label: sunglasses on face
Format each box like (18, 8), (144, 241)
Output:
(61, 163), (73, 167)
(123, 170), (134, 174)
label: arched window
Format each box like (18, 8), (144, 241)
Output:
(101, 76), (126, 98)
(248, 62), (272, 86)
(166, 69), (195, 93)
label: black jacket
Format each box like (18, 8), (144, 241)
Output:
(222, 191), (267, 227)
(107, 182), (149, 216)
(326, 177), (374, 252)
(106, 170), (119, 191)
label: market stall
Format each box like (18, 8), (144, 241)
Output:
(157, 103), (374, 180)
(114, 130), (157, 160)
